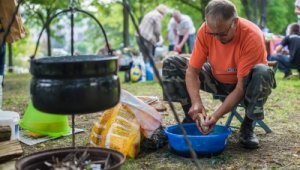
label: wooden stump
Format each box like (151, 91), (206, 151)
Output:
(0, 126), (11, 142)
(0, 140), (23, 163)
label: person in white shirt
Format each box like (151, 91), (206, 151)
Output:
(136, 4), (169, 62)
(167, 18), (176, 51)
(171, 10), (196, 54)
(295, 0), (300, 24)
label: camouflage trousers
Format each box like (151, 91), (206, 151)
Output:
(162, 56), (276, 120)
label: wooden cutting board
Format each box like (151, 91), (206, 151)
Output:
(137, 96), (167, 112)
(0, 161), (15, 170)
(0, 140), (23, 163)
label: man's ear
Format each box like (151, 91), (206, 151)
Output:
(233, 17), (238, 24)
(232, 18), (238, 28)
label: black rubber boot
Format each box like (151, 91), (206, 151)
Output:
(182, 104), (193, 123)
(239, 116), (259, 149)
(182, 116), (193, 123)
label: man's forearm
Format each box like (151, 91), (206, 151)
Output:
(213, 85), (244, 119)
(179, 32), (189, 47)
(274, 45), (283, 54)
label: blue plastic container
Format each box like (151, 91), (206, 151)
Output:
(145, 62), (154, 81)
(164, 123), (231, 157)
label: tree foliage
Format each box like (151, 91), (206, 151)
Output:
(9, 0), (300, 68)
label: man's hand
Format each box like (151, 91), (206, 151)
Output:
(195, 114), (217, 135)
(174, 45), (182, 53)
(202, 114), (218, 134)
(195, 114), (208, 134)
(188, 101), (206, 121)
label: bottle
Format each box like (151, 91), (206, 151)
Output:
(140, 58), (146, 82)
(145, 62), (154, 81)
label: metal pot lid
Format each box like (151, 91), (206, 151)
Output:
(30, 55), (118, 79)
(32, 55), (118, 64)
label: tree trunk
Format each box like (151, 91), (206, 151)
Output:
(139, 0), (144, 23)
(241, 0), (252, 21)
(253, 0), (258, 24)
(46, 8), (51, 56)
(200, 0), (210, 20)
(259, 0), (267, 29)
(8, 43), (13, 73)
(123, 0), (130, 48)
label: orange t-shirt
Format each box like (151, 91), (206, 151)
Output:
(189, 17), (267, 84)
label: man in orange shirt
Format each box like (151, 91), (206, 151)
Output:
(162, 0), (276, 149)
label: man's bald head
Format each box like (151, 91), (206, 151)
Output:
(172, 10), (182, 23)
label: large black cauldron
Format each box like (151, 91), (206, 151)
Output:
(30, 55), (120, 114)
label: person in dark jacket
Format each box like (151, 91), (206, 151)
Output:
(270, 23), (300, 79)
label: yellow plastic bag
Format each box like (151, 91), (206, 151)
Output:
(90, 103), (141, 158)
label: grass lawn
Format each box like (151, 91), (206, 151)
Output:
(2, 70), (300, 169)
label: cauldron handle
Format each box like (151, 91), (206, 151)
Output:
(31, 7), (112, 59)
(75, 8), (113, 55)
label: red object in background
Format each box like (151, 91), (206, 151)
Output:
(269, 35), (284, 55)
(174, 47), (181, 53)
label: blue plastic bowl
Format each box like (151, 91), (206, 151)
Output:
(164, 123), (232, 157)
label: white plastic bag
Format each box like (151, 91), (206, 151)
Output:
(121, 90), (161, 138)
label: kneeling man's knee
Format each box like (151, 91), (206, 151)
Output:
(252, 64), (272, 78)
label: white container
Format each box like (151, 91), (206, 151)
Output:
(0, 110), (20, 140)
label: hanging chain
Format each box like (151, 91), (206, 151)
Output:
(69, 0), (75, 9)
